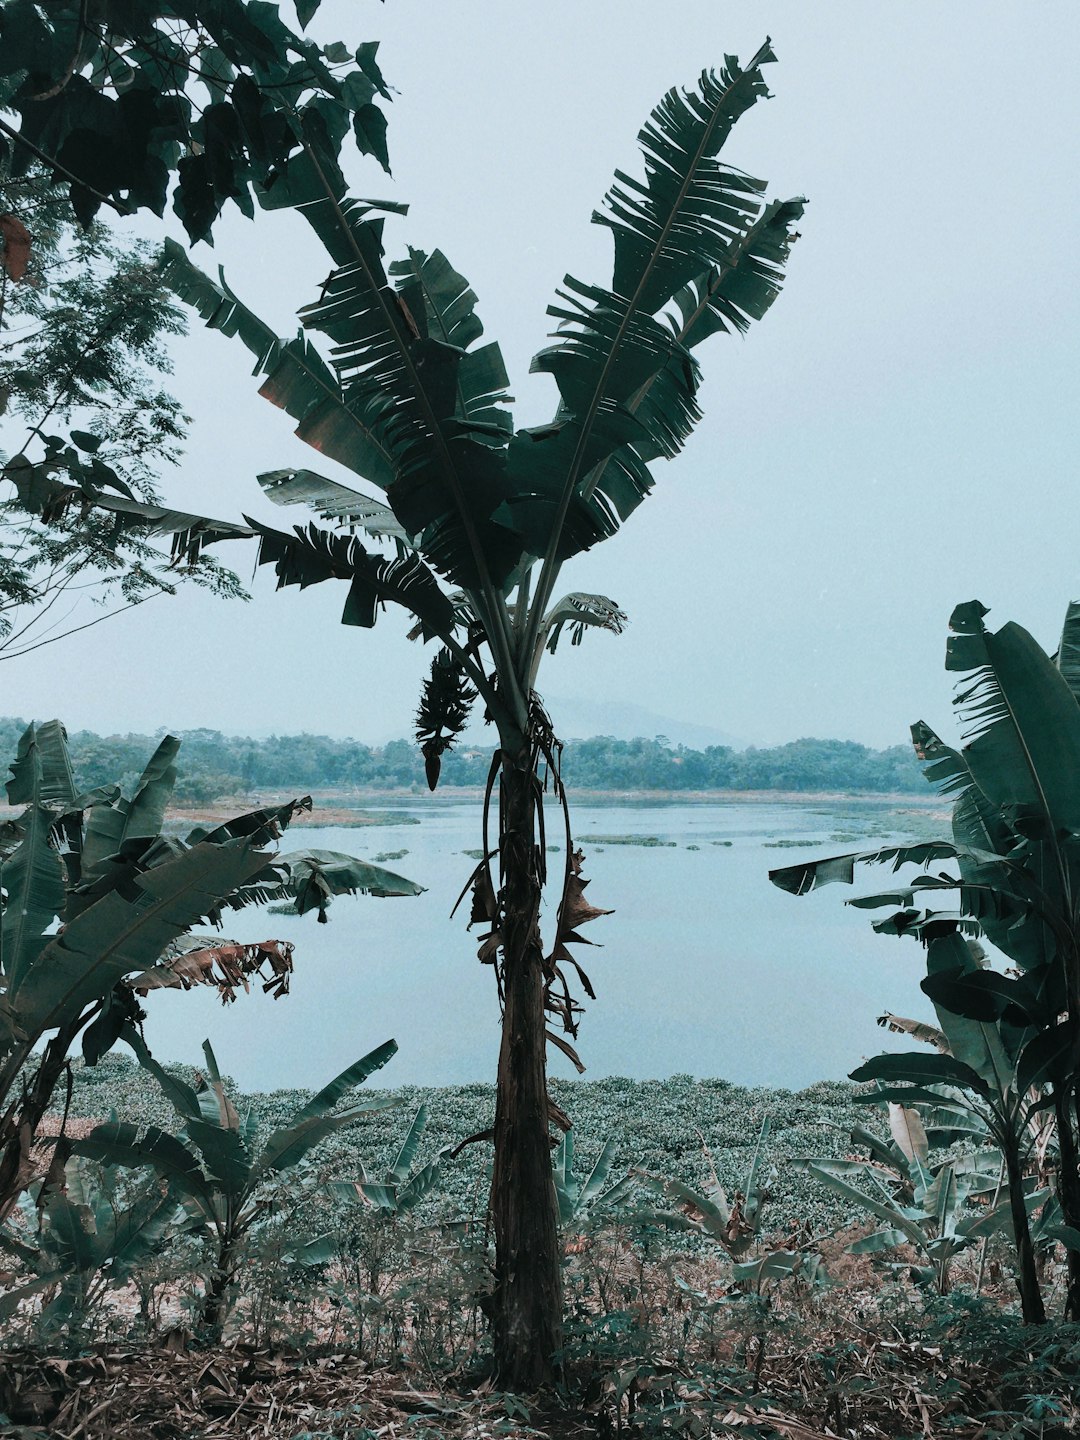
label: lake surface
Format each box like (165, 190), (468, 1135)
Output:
(143, 798), (943, 1093)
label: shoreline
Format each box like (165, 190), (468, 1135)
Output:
(0, 788), (946, 829)
(159, 787), (945, 828)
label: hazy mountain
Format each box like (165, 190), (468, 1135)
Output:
(464, 697), (747, 752)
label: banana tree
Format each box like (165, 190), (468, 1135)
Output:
(0, 1158), (180, 1335)
(632, 1116), (774, 1260)
(335, 1102), (447, 1219)
(798, 1101), (1042, 1297)
(163, 42), (803, 1384)
(770, 600), (1080, 1321)
(75, 1032), (399, 1335)
(0, 718), (421, 1221)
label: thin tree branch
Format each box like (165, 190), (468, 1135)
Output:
(0, 588), (162, 660)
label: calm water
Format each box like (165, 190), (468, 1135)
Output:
(142, 799), (941, 1092)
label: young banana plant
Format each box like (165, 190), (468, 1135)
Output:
(0, 719), (421, 1223)
(633, 1115), (774, 1260)
(73, 1032), (399, 1336)
(333, 1101), (448, 1219)
(768, 600), (1080, 1322)
(161, 42), (803, 1384)
(552, 1129), (634, 1250)
(798, 1108), (1041, 1297)
(0, 1158), (180, 1335)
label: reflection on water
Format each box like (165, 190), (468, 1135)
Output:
(142, 799), (942, 1092)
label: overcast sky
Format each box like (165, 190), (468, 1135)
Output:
(5, 0), (1080, 750)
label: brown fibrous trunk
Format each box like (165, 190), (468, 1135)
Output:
(489, 745), (564, 1389)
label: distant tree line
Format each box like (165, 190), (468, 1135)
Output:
(0, 718), (923, 804)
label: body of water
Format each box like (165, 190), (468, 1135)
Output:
(141, 798), (942, 1093)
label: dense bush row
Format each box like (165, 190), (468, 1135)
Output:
(0, 717), (923, 804)
(64, 1054), (865, 1237)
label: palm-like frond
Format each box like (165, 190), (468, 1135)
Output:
(295, 197), (523, 593)
(257, 469), (412, 548)
(388, 248), (514, 441)
(518, 43), (802, 595)
(5, 720), (77, 809)
(249, 518), (455, 640)
(159, 237), (399, 490)
(9, 839), (275, 1035)
(946, 600), (1080, 840)
(543, 592), (628, 655)
(10, 465), (253, 567)
(222, 848), (423, 923)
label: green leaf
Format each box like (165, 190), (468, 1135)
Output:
(125, 735), (181, 842)
(580, 1136), (620, 1208)
(234, 847), (424, 921)
(294, 198), (524, 591)
(247, 519), (456, 641)
(635, 1173), (727, 1240)
(122, 1026), (203, 1124)
(1016, 1021), (1080, 1096)
(160, 241), (398, 491)
(183, 1118), (251, 1196)
(105, 1186), (180, 1282)
(257, 469), (411, 544)
(923, 932), (1015, 1094)
(395, 1159), (444, 1212)
(522, 45), (795, 563)
(186, 796), (308, 849)
(351, 102), (389, 172)
(1054, 601), (1080, 702)
(257, 1097), (398, 1177)
(849, 1051), (990, 1097)
(947, 607), (1080, 839)
(5, 720), (78, 809)
(290, 1038), (398, 1126)
(553, 1129), (576, 1221)
(72, 1120), (216, 1216)
(847, 1226), (912, 1256)
(1, 803), (65, 990)
(800, 1159), (924, 1246)
(388, 1103), (427, 1185)
(388, 247), (513, 437)
(769, 841), (962, 896)
(10, 838), (275, 1034)
(1046, 1224), (1080, 1254)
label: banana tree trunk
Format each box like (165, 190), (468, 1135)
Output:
(0, 1022), (80, 1221)
(1059, 1087), (1080, 1320)
(489, 742), (564, 1388)
(200, 1233), (240, 1338)
(1002, 1131), (1045, 1324)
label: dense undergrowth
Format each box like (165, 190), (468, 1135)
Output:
(2, 1058), (1077, 1438)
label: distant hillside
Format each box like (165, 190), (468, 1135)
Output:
(493, 696), (747, 751)
(0, 717), (926, 803)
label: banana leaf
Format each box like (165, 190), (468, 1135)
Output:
(388, 1102), (427, 1185)
(10, 838), (274, 1033)
(73, 1120), (217, 1213)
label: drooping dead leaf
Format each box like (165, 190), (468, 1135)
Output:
(888, 1102), (929, 1166)
(129, 939), (295, 1003)
(560, 847), (613, 931)
(546, 1028), (586, 1073)
(877, 1012), (950, 1054)
(0, 213), (31, 281)
(467, 865), (498, 928)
